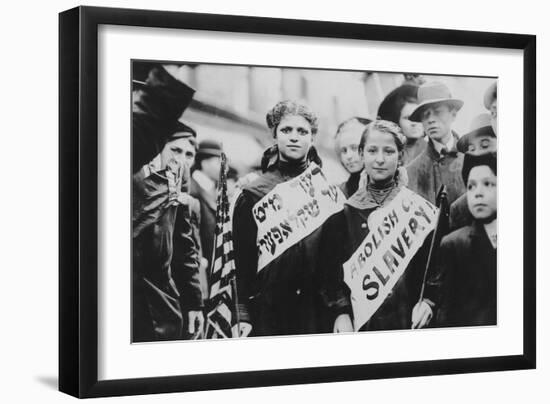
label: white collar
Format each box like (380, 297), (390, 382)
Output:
(432, 135), (455, 155)
(192, 169), (216, 192)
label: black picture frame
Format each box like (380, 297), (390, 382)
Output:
(59, 5), (536, 398)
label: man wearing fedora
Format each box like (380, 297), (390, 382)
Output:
(190, 140), (223, 278)
(406, 81), (466, 206)
(449, 112), (497, 231)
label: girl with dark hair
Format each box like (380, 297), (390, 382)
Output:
(321, 120), (440, 333)
(232, 100), (343, 337)
(377, 84), (426, 165)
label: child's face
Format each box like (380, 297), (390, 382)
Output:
(362, 129), (400, 184)
(466, 165), (497, 221)
(337, 121), (364, 174)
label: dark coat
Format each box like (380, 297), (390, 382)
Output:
(321, 199), (437, 331)
(172, 199), (204, 310)
(133, 171), (203, 342)
(232, 161), (336, 336)
(338, 171), (361, 198)
(449, 193), (473, 232)
(406, 135), (465, 206)
(435, 221), (497, 327)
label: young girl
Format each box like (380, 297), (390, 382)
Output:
(232, 100), (341, 337)
(321, 120), (439, 332)
(334, 117), (371, 197)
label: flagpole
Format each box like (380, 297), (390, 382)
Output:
(204, 146), (243, 338)
(418, 185), (447, 303)
(219, 144), (242, 338)
(231, 276), (241, 338)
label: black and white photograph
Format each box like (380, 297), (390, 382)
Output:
(54, 4), (538, 399)
(131, 61), (498, 342)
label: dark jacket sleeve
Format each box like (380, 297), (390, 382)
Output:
(318, 211), (352, 321)
(430, 234), (456, 326)
(171, 202), (203, 310)
(232, 191), (259, 324)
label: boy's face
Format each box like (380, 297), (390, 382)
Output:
(467, 165), (497, 221)
(420, 103), (457, 143)
(466, 135), (497, 156)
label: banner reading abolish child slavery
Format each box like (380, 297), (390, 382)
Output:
(343, 187), (438, 330)
(253, 162), (345, 272)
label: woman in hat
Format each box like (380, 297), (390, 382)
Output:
(321, 120), (440, 333)
(133, 123), (204, 342)
(334, 117), (372, 197)
(377, 84), (426, 165)
(232, 100), (336, 337)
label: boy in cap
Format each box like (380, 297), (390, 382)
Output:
(434, 152), (497, 327)
(412, 152), (497, 328)
(449, 113), (497, 231)
(406, 81), (466, 206)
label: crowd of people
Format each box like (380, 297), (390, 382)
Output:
(132, 63), (497, 341)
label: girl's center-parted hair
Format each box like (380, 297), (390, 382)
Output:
(266, 100), (319, 137)
(359, 120), (406, 154)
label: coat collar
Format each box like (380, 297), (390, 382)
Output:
(425, 131), (461, 161)
(345, 167), (408, 210)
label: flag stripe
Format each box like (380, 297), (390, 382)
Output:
(205, 151), (239, 339)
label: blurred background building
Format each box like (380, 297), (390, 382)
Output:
(161, 63), (495, 183)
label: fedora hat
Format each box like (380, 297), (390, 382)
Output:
(457, 113), (496, 153)
(409, 82), (464, 122)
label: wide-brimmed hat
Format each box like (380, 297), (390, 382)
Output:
(483, 82), (497, 110)
(409, 82), (464, 122)
(457, 113), (496, 153)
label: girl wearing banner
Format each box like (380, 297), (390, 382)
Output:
(232, 100), (345, 337)
(321, 120), (441, 333)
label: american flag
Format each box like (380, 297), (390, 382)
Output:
(205, 152), (240, 338)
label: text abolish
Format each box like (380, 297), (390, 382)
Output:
(343, 188), (437, 330)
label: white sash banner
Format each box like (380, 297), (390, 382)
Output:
(253, 162), (345, 272)
(343, 187), (438, 330)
